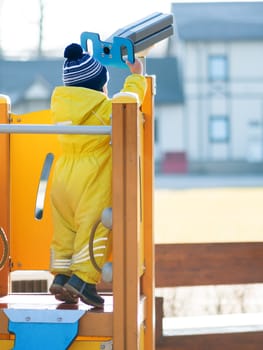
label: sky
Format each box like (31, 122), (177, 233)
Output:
(0, 0), (171, 57)
(0, 0), (262, 57)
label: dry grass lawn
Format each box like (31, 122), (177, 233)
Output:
(154, 188), (263, 244)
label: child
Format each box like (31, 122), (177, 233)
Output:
(49, 43), (146, 308)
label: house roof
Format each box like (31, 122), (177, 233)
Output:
(148, 57), (184, 104)
(108, 57), (184, 104)
(0, 57), (184, 105)
(172, 2), (263, 41)
(0, 59), (62, 103)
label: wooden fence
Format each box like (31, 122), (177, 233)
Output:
(155, 242), (263, 350)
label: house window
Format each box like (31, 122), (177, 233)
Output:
(209, 115), (229, 143)
(208, 55), (228, 81)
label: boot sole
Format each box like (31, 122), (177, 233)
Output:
(64, 283), (104, 309)
(50, 284), (78, 304)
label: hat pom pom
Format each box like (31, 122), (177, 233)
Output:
(64, 43), (83, 60)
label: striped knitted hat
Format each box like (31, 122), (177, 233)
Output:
(63, 43), (108, 92)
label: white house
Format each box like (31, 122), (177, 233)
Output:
(156, 1), (263, 173)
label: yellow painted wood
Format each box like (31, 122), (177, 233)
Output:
(70, 341), (101, 350)
(69, 338), (112, 349)
(10, 111), (61, 270)
(0, 95), (10, 296)
(0, 339), (14, 349)
(141, 76), (155, 350)
(140, 323), (145, 350)
(0, 338), (112, 349)
(139, 104), (145, 277)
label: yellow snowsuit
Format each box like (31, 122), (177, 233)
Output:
(50, 74), (146, 284)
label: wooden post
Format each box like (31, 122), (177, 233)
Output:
(112, 80), (155, 350)
(141, 76), (155, 350)
(112, 93), (142, 350)
(0, 95), (10, 297)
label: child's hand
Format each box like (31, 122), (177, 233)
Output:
(126, 58), (143, 75)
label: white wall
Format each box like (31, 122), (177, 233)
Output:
(155, 105), (184, 159)
(177, 39), (263, 162)
(230, 42), (263, 79)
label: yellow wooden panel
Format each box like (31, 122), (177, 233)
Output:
(0, 338), (112, 349)
(10, 111), (61, 270)
(0, 339), (14, 349)
(70, 338), (112, 349)
(0, 95), (10, 296)
(140, 323), (145, 350)
(139, 110), (145, 277)
(141, 76), (155, 350)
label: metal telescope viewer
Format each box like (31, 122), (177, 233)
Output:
(80, 12), (174, 68)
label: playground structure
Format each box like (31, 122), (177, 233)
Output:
(0, 81), (154, 350)
(0, 12), (173, 350)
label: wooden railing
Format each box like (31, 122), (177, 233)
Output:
(155, 242), (263, 350)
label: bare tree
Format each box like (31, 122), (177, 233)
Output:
(0, 0), (45, 58)
(0, 0), (5, 57)
(37, 0), (44, 57)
